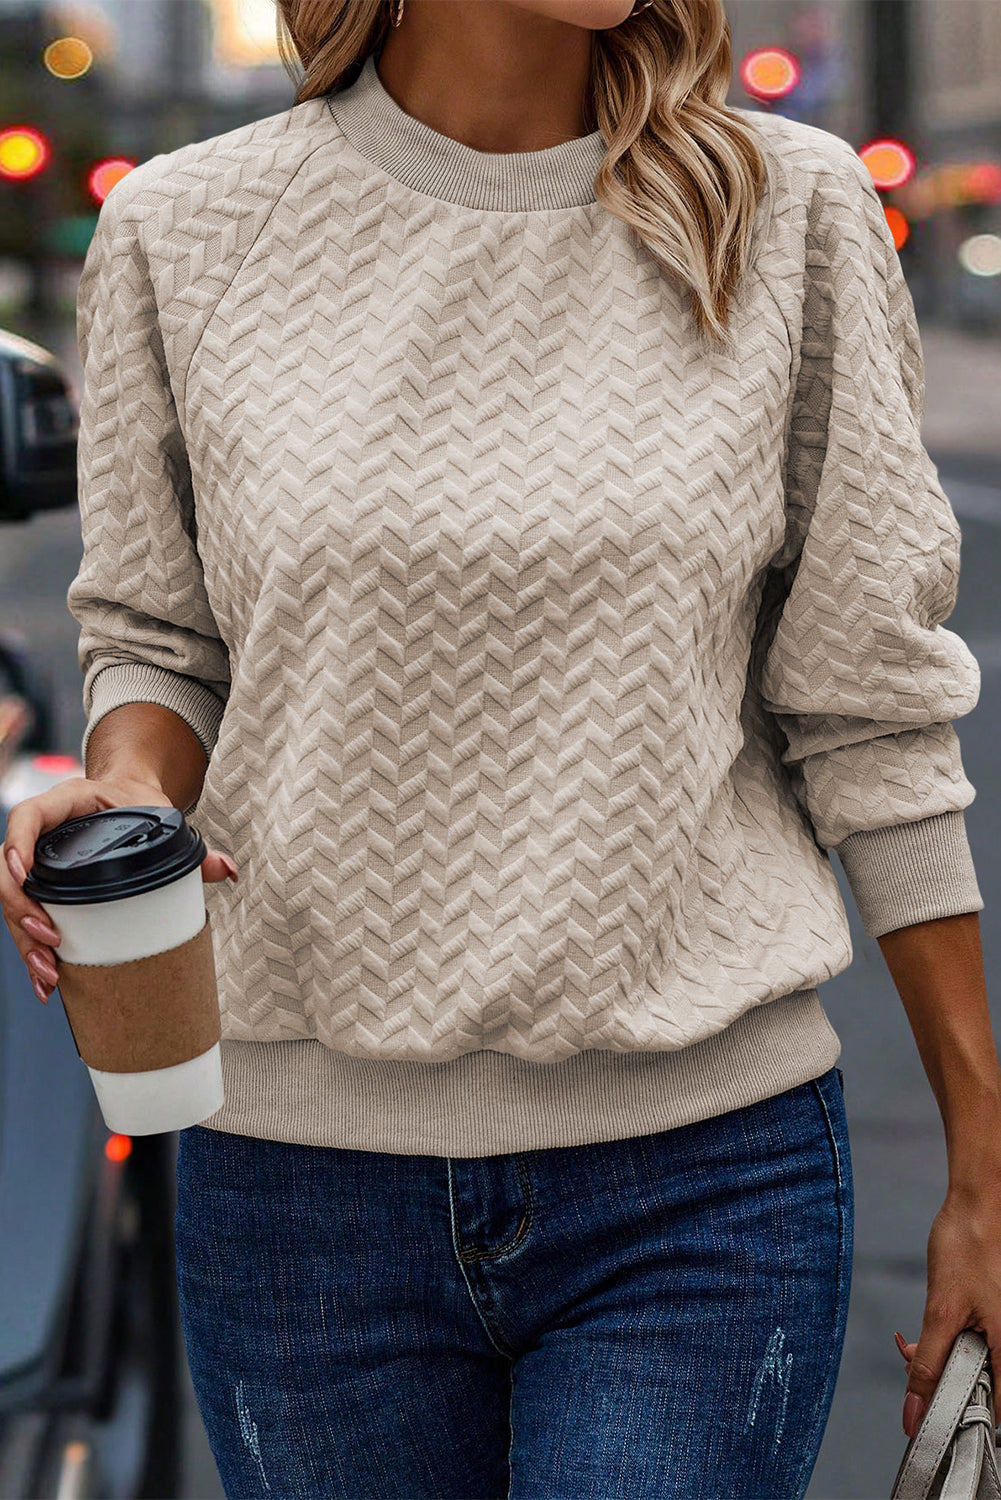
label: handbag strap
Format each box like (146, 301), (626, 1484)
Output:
(891, 1331), (991, 1500)
(940, 1373), (1001, 1500)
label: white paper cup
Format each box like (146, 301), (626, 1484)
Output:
(24, 808), (225, 1135)
(87, 1039), (224, 1135)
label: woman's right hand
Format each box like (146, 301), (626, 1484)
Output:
(0, 774), (238, 1004)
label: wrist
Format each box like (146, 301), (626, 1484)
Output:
(84, 751), (166, 791)
(942, 1082), (1001, 1185)
(89, 766), (175, 806)
(84, 704), (206, 810)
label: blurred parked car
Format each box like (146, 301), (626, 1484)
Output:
(0, 329), (80, 523)
(0, 330), (184, 1499)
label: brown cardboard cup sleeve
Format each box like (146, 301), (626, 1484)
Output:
(55, 912), (220, 1073)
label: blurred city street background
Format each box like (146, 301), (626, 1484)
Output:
(0, 1), (999, 1496)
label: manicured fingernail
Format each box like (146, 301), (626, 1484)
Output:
(21, 915), (60, 944)
(28, 952), (58, 985)
(32, 977), (49, 1004)
(894, 1330), (908, 1356)
(222, 855), (238, 881)
(903, 1393), (926, 1437)
(6, 847), (26, 884)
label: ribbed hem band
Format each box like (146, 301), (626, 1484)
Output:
(196, 986), (841, 1157)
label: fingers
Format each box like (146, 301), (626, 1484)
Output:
(1, 841), (62, 936)
(25, 946), (59, 1004)
(904, 1314), (975, 1439)
(0, 842), (62, 1002)
(0, 785), (90, 998)
(202, 850), (238, 883)
(1, 779), (176, 995)
(897, 1329), (1001, 1429)
(2, 775), (107, 890)
(2, 782), (239, 1004)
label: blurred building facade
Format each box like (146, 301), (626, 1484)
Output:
(914, 0), (1001, 325)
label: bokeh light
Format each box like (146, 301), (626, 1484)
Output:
(46, 1), (117, 62)
(964, 163), (1001, 204)
(859, 138), (916, 191)
(0, 127), (51, 181)
(893, 160), (1001, 220)
(740, 47), (801, 101)
(31, 754), (82, 775)
(104, 1133), (133, 1163)
(884, 205), (910, 252)
(959, 234), (1001, 279)
(87, 157), (136, 205)
(43, 35), (93, 79)
(213, 0), (281, 66)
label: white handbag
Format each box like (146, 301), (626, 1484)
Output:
(890, 1330), (1001, 1499)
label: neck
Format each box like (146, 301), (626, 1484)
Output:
(376, 1), (597, 154)
(326, 53), (608, 213)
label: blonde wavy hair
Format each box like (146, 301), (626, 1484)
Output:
(273, 0), (769, 348)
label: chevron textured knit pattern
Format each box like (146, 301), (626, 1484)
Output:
(67, 55), (983, 1154)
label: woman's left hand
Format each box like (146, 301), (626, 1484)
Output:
(894, 1183), (1001, 1438)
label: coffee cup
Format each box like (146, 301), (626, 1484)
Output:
(22, 806), (224, 1134)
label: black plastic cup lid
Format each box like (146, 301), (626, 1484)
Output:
(22, 806), (206, 905)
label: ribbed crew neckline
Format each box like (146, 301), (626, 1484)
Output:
(325, 52), (608, 212)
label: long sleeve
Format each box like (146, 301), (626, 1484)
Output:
(752, 139), (984, 939)
(67, 163), (230, 794)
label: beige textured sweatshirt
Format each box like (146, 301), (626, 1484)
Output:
(68, 53), (984, 1157)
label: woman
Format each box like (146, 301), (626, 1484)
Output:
(2, 0), (997, 1495)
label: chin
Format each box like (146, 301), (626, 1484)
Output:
(504, 0), (639, 30)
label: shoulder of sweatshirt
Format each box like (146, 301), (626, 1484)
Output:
(102, 93), (336, 223)
(735, 104), (862, 164)
(106, 93), (870, 257)
(732, 104), (874, 210)
(95, 96), (339, 397)
(97, 96), (873, 390)
(726, 106), (885, 345)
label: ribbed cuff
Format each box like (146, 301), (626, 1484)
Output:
(834, 809), (984, 938)
(81, 661), (227, 810)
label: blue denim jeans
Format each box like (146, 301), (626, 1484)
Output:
(175, 1063), (853, 1500)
